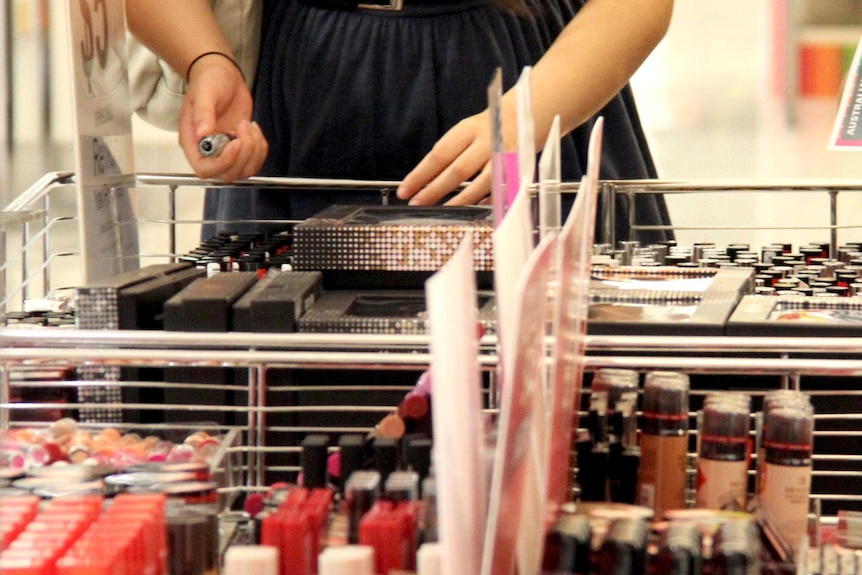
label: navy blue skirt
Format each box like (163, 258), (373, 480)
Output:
(204, 0), (672, 243)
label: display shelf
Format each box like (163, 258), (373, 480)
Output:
(5, 173), (862, 519)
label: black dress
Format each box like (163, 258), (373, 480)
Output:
(203, 0), (673, 243)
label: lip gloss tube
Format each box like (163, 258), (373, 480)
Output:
(695, 393), (751, 511)
(651, 521), (702, 575)
(637, 371), (690, 518)
(541, 512), (592, 574)
(612, 391), (640, 505)
(709, 518), (759, 575)
(345, 471), (381, 545)
(594, 517), (648, 575)
(578, 389), (609, 502)
(592, 369), (640, 505)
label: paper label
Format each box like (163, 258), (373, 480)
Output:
(830, 35), (862, 149)
(67, 0), (139, 281)
(695, 458), (748, 511)
(758, 462), (812, 551)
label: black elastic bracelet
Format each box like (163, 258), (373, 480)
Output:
(186, 51), (245, 83)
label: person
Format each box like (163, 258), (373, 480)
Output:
(125, 0), (674, 242)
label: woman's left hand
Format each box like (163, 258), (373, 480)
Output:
(396, 109), (496, 206)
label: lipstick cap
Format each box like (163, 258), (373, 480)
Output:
(318, 545), (375, 575)
(417, 542), (442, 575)
(223, 545), (279, 575)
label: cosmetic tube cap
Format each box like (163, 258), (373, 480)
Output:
(318, 545), (376, 575)
(592, 369), (639, 407)
(337, 434), (365, 489)
(763, 407), (814, 449)
(642, 372), (689, 435)
(223, 545), (279, 575)
(301, 434), (330, 489)
(417, 542), (442, 575)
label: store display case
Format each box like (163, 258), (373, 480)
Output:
(5, 174), (862, 572)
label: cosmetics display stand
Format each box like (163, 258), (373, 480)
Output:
(5, 174), (862, 572)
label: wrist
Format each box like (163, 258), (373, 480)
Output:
(186, 51), (244, 84)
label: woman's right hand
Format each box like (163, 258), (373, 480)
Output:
(178, 53), (269, 182)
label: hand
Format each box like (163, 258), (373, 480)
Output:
(396, 109), (496, 206)
(178, 54), (269, 182)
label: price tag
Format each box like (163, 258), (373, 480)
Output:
(67, 0), (139, 281)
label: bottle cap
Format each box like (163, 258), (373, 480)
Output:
(318, 545), (375, 575)
(223, 545), (279, 575)
(417, 542), (442, 575)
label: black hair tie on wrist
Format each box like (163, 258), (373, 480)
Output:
(186, 51), (245, 83)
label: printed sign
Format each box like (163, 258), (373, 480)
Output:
(830, 35), (862, 150)
(67, 0), (139, 281)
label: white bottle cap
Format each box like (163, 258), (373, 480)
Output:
(223, 545), (279, 575)
(417, 542), (442, 575)
(318, 545), (375, 575)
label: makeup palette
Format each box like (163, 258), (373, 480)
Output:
(291, 205), (494, 289)
(586, 266), (754, 336)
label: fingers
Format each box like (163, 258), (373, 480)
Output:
(443, 163), (492, 206)
(216, 120), (268, 182)
(184, 120), (268, 182)
(177, 80), (267, 182)
(398, 111), (496, 206)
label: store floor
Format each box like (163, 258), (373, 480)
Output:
(5, 0), (862, 250)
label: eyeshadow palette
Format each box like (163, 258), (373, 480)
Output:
(727, 295), (862, 337)
(586, 266), (755, 336)
(291, 205), (494, 289)
(297, 289), (497, 335)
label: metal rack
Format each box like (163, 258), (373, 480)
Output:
(3, 174), (862, 514)
(600, 178), (862, 254)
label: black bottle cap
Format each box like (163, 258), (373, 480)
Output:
(372, 437), (399, 485)
(337, 434), (366, 490)
(403, 435), (432, 485)
(301, 434), (330, 489)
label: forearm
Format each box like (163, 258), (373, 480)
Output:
(125, 0), (233, 78)
(522, 0), (674, 148)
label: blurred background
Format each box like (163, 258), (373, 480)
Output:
(3, 0), (862, 250)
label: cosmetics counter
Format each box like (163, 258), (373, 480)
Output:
(4, 174), (862, 574)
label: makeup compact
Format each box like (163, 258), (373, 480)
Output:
(728, 294), (862, 336)
(291, 205), (494, 289)
(586, 265), (754, 336)
(296, 289), (496, 336)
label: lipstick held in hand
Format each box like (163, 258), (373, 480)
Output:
(198, 133), (234, 157)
